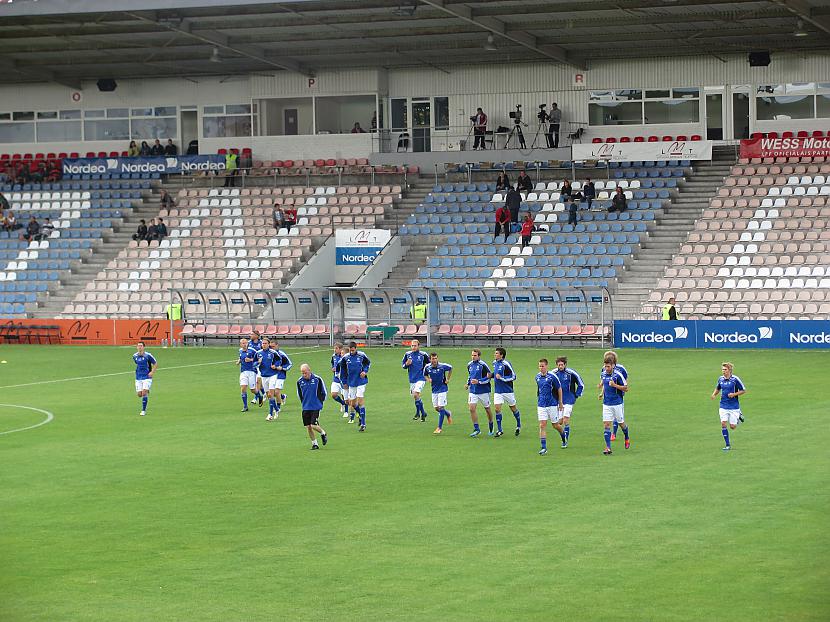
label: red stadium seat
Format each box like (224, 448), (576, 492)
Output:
(648, 136), (658, 142)
(35, 152), (45, 159)
(605, 137), (617, 143)
(46, 152), (56, 159)
(121, 151), (128, 157)
(69, 152), (79, 158)
(97, 151), (106, 158)
(619, 136), (631, 143)
(751, 132), (763, 139)
(217, 148), (227, 155)
(662, 135), (673, 141)
(85, 152), (95, 158)
(812, 130), (825, 137)
(633, 136), (645, 142)
(11, 153), (22, 160)
(675, 135), (687, 141)
(283, 160), (295, 167)
(797, 131), (809, 138)
(109, 151), (119, 157)
(23, 153), (33, 160)
(326, 159), (336, 166)
(782, 131), (794, 139)
(592, 138), (602, 143)
(691, 134), (702, 141)
(314, 159), (325, 167)
(0, 153), (9, 160)
(766, 132), (778, 139)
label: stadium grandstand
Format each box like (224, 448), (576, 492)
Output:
(0, 0), (828, 345)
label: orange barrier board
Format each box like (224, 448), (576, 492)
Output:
(0, 319), (182, 345)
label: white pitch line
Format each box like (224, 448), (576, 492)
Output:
(0, 403), (55, 435)
(0, 346), (324, 390)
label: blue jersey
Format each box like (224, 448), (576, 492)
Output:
(492, 359), (516, 394)
(339, 351), (371, 387)
(535, 372), (562, 408)
(238, 346), (257, 372)
(402, 350), (429, 383)
(425, 362), (452, 394)
(256, 348), (278, 378)
(297, 373), (327, 411)
(271, 349), (293, 379)
(600, 363), (628, 380)
(601, 369), (627, 406)
(331, 352), (346, 384)
(467, 360), (491, 394)
(249, 338), (263, 352)
(133, 352), (157, 380)
(554, 367), (584, 405)
(716, 375), (745, 410)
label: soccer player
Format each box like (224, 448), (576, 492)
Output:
(257, 337), (282, 421)
(338, 341), (371, 431)
(237, 337), (258, 412)
(132, 341), (157, 417)
(297, 363), (328, 450)
(424, 352), (453, 434)
(466, 348), (494, 437)
(599, 355), (629, 455)
(492, 347), (521, 437)
(270, 339), (293, 411)
(711, 361), (746, 451)
(330, 342), (349, 417)
(402, 339), (430, 421)
(554, 356), (584, 446)
(602, 350), (628, 441)
(535, 358), (565, 455)
(249, 329), (265, 406)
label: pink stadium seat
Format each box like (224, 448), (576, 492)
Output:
(450, 325), (464, 335)
(554, 326), (568, 336)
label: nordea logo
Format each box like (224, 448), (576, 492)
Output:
(620, 327), (688, 344)
(703, 326), (773, 344)
(789, 331), (830, 344)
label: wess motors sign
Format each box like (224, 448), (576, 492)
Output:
(572, 140), (713, 162)
(739, 136), (830, 159)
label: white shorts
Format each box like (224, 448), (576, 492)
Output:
(494, 392), (516, 406)
(602, 404), (625, 423)
(409, 381), (426, 395)
(719, 408), (742, 426)
(135, 379), (152, 393)
(561, 404), (574, 419)
(431, 392), (448, 408)
(330, 381), (342, 395)
(346, 385), (366, 400)
(537, 406), (562, 423)
(262, 375), (282, 391)
(468, 393), (491, 407)
(239, 371), (256, 388)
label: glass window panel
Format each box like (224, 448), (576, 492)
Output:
(589, 91), (614, 101)
(673, 87), (699, 98)
(645, 90), (670, 99)
(203, 105), (225, 115)
(84, 110), (105, 118)
(13, 111), (34, 121)
(131, 108), (154, 117)
(816, 94), (830, 118)
(60, 109), (81, 120)
(785, 82), (814, 94)
(154, 106), (177, 117)
(131, 117), (177, 140)
(37, 111), (58, 120)
(614, 89), (642, 100)
(0, 113), (11, 121)
(391, 98), (407, 130)
(434, 97), (449, 130)
(0, 122), (35, 143)
(756, 95), (814, 120)
(225, 104), (251, 115)
(37, 120), (82, 142)
(644, 100), (700, 124)
(202, 115), (251, 138)
(818, 83), (830, 93)
(588, 101), (642, 126)
(84, 119), (130, 140)
(107, 108), (129, 118)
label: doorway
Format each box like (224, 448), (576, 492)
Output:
(731, 86), (750, 140)
(180, 110), (198, 154)
(284, 108), (298, 135)
(412, 100), (431, 152)
(704, 90), (724, 141)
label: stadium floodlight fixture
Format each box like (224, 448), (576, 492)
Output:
(793, 19), (809, 38)
(484, 34), (497, 51)
(210, 47), (222, 63)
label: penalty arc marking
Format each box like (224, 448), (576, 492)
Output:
(0, 403), (55, 436)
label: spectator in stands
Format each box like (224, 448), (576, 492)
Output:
(29, 162), (45, 183)
(151, 139), (164, 156)
(0, 191), (9, 212)
(371, 111), (378, 131)
(45, 160), (61, 182)
(283, 206), (297, 232)
(547, 102), (562, 148)
(472, 107), (487, 150)
(3, 210), (20, 232)
(566, 191), (581, 226)
(410, 301), (427, 325)
(662, 297), (679, 321)
(139, 141), (152, 157)
(22, 216), (39, 241)
(164, 139), (178, 156)
(494, 204), (510, 243)
(128, 140), (140, 157)
(132, 219), (148, 241)
(516, 170), (533, 193)
(223, 151), (239, 187)
(505, 185), (522, 223)
(156, 217), (168, 239)
(610, 187), (627, 212)
(160, 190), (175, 209)
(559, 179), (572, 204)
(273, 206), (286, 232)
(11, 163), (31, 185)
(352, 122), (367, 133)
(146, 218), (159, 242)
(495, 172), (510, 192)
(520, 213), (533, 248)
(583, 177), (595, 210)
(38, 217), (54, 241)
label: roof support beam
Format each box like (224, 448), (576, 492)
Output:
(124, 11), (314, 77)
(771, 0), (830, 37)
(417, 0), (585, 69)
(0, 56), (82, 89)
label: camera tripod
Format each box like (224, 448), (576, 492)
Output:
(505, 121), (527, 149)
(531, 119), (549, 149)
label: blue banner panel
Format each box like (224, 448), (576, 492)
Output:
(696, 320), (778, 349)
(335, 247), (384, 265)
(62, 155), (226, 176)
(614, 320), (697, 348)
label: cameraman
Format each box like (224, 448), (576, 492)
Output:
(547, 103), (562, 148)
(472, 108), (488, 150)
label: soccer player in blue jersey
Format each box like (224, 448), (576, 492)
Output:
(492, 347), (521, 437)
(297, 363), (328, 450)
(249, 329), (265, 406)
(132, 341), (157, 417)
(402, 339), (430, 422)
(554, 356), (584, 446)
(603, 350), (628, 441)
(338, 341), (371, 431)
(329, 342), (349, 417)
(536, 358), (565, 455)
(257, 337), (281, 421)
(466, 348), (494, 437)
(424, 352), (453, 434)
(711, 361), (746, 451)
(237, 337), (258, 412)
(270, 338), (292, 409)
(599, 355), (629, 455)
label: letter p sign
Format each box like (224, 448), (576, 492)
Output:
(308, 78), (316, 89)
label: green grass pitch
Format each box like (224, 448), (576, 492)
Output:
(1, 344), (828, 621)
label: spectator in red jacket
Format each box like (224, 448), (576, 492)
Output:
(283, 207), (297, 232)
(494, 205), (510, 243)
(520, 213), (534, 248)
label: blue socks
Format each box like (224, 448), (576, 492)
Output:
(141, 395), (148, 411)
(622, 425), (629, 440)
(613, 421), (619, 435)
(415, 399), (425, 416)
(560, 431), (567, 442)
(488, 420), (494, 433)
(541, 437), (547, 450)
(474, 423), (480, 432)
(438, 408), (445, 428)
(359, 406), (366, 426)
(514, 409), (521, 428)
(242, 393), (248, 408)
(269, 398), (277, 415)
(334, 394), (346, 406)
(604, 428), (612, 449)
(722, 428), (730, 447)
(564, 424), (570, 440)
(496, 413), (503, 432)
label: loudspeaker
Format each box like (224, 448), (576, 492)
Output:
(748, 51), (770, 67)
(96, 79), (118, 92)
